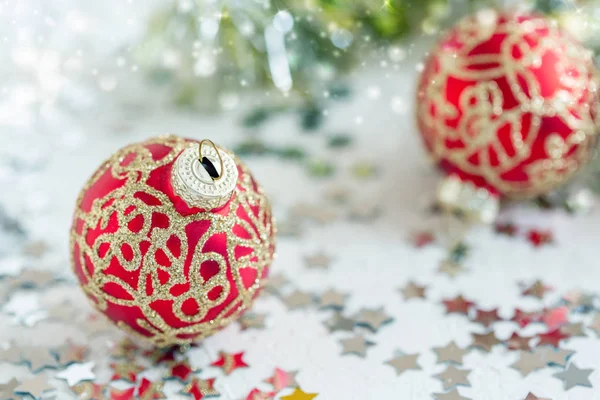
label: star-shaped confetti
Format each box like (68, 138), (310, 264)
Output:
(521, 280), (552, 299)
(71, 382), (106, 400)
(443, 296), (474, 315)
(143, 346), (177, 364)
(318, 289), (346, 310)
(240, 313), (267, 331)
(339, 335), (374, 357)
(304, 252), (332, 269)
(55, 341), (89, 366)
(264, 368), (298, 391)
(433, 342), (468, 365)
(0, 344), (21, 363)
(56, 361), (96, 386)
(511, 309), (542, 328)
(14, 374), (55, 399)
(0, 378), (19, 400)
(506, 332), (532, 351)
(109, 387), (136, 400)
(473, 308), (501, 327)
(138, 377), (167, 400)
(537, 329), (569, 348)
(80, 313), (113, 337)
(433, 388), (472, 400)
(538, 347), (574, 367)
(169, 360), (196, 381)
(110, 361), (144, 382)
(510, 350), (546, 376)
(524, 393), (550, 400)
(280, 387), (318, 400)
(353, 307), (393, 332)
(553, 363), (593, 390)
(434, 365), (471, 390)
(399, 281), (426, 300)
(542, 306), (568, 330)
(109, 338), (139, 359)
(385, 353), (421, 375)
(561, 322), (585, 337)
(527, 229), (553, 247)
(324, 313), (355, 333)
(13, 269), (56, 288)
(211, 351), (249, 375)
(282, 290), (313, 309)
(21, 346), (58, 372)
(180, 377), (220, 400)
(246, 388), (276, 400)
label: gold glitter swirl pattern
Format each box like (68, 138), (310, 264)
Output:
(70, 135), (276, 346)
(417, 11), (599, 197)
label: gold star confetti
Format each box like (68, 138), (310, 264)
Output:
(71, 382), (106, 400)
(280, 387), (318, 400)
(180, 377), (220, 399)
(510, 350), (547, 376)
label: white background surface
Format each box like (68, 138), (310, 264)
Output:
(2, 1), (600, 399)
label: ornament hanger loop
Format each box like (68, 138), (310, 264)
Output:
(198, 139), (224, 181)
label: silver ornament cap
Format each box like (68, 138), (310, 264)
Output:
(171, 139), (239, 210)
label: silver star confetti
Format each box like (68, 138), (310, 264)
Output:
(354, 307), (393, 332)
(304, 252), (332, 269)
(21, 347), (58, 372)
(399, 281), (426, 300)
(318, 289), (346, 310)
(434, 365), (471, 390)
(433, 341), (468, 365)
(385, 353), (421, 375)
(325, 313), (355, 333)
(552, 363), (593, 390)
(14, 374), (55, 399)
(239, 312), (267, 331)
(538, 347), (574, 367)
(56, 362), (96, 386)
(0, 378), (19, 399)
(282, 290), (313, 309)
(0, 344), (21, 363)
(339, 335), (374, 357)
(510, 350), (547, 376)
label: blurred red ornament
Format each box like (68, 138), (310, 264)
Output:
(70, 136), (276, 346)
(416, 10), (599, 222)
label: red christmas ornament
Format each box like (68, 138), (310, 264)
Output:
(70, 136), (276, 346)
(416, 10), (599, 222)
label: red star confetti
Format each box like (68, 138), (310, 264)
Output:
(246, 388), (275, 400)
(410, 231), (435, 248)
(280, 387), (318, 400)
(443, 295), (474, 315)
(211, 351), (249, 375)
(138, 377), (166, 400)
(495, 222), (518, 236)
(521, 280), (553, 299)
(473, 308), (502, 327)
(264, 368), (299, 391)
(527, 229), (553, 247)
(180, 377), (220, 399)
(511, 309), (542, 328)
(169, 360), (196, 381)
(110, 362), (145, 383)
(537, 329), (569, 348)
(109, 387), (136, 400)
(524, 394), (550, 400)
